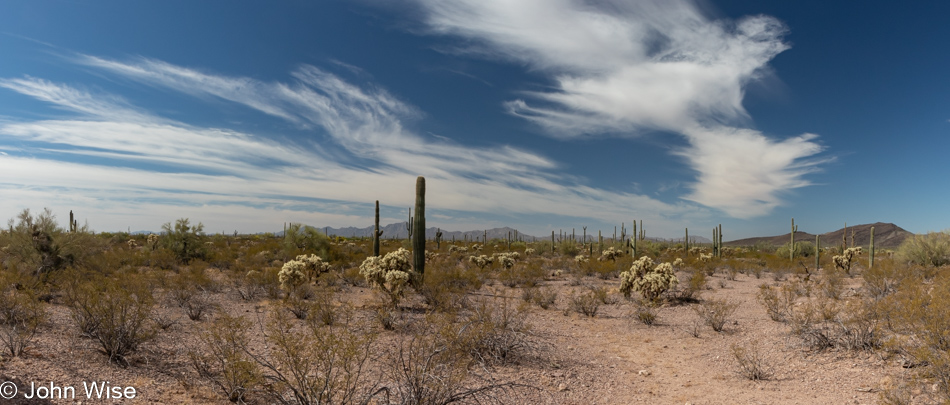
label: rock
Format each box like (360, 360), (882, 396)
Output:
(638, 369), (651, 376)
(558, 383), (569, 392)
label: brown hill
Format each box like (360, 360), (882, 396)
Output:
(725, 222), (912, 249)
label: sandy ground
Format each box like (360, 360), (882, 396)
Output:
(0, 265), (906, 404)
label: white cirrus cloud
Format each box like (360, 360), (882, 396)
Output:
(409, 0), (827, 217)
(0, 63), (706, 234)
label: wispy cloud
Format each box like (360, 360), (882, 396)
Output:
(409, 0), (827, 217)
(0, 58), (706, 233)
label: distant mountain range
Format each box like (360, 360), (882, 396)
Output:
(725, 222), (911, 249)
(132, 221), (912, 248)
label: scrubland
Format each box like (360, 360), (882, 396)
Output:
(2, 209), (949, 404)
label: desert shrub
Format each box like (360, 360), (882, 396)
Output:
(454, 296), (532, 366)
(498, 260), (545, 288)
(877, 274), (950, 401)
(184, 291), (216, 321)
(251, 310), (381, 405)
(568, 289), (600, 317)
(632, 299), (659, 326)
(757, 284), (794, 322)
(558, 240), (581, 256)
(732, 340), (772, 380)
(820, 269), (846, 300)
(189, 313), (261, 403)
(619, 257), (678, 301)
(694, 298), (739, 332)
(65, 275), (156, 365)
(419, 260), (483, 312)
(359, 248), (414, 307)
(896, 231), (950, 267)
(232, 273), (263, 301)
(776, 241), (817, 259)
(521, 286), (557, 310)
(863, 258), (906, 299)
(386, 318), (528, 404)
(0, 285), (46, 357)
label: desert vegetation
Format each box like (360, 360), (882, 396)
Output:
(0, 205), (946, 403)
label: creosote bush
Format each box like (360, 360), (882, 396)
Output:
(732, 340), (772, 380)
(64, 274), (156, 365)
(189, 313), (261, 403)
(0, 283), (46, 357)
(694, 298), (739, 332)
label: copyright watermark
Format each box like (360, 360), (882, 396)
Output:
(0, 380), (136, 400)
(0, 381), (17, 399)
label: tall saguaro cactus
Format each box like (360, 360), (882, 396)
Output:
(632, 220), (638, 258)
(718, 224), (723, 258)
(436, 228), (443, 250)
(374, 200), (383, 257)
(790, 218), (798, 261)
(815, 234), (820, 270)
(406, 209), (413, 239)
(869, 226), (875, 269)
(685, 228), (689, 255)
(412, 176), (426, 283)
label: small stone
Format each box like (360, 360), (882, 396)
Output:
(558, 383), (569, 392)
(638, 369), (651, 376)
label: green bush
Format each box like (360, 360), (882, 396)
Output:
(2, 208), (100, 280)
(896, 231), (950, 267)
(161, 218), (208, 264)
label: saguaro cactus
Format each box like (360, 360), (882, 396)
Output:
(436, 228), (443, 250)
(632, 220), (638, 258)
(685, 228), (689, 255)
(374, 200), (383, 257)
(412, 176), (426, 283)
(815, 234), (820, 270)
(718, 224), (723, 258)
(790, 218), (798, 261)
(69, 210), (75, 232)
(406, 208), (413, 239)
(869, 226), (875, 269)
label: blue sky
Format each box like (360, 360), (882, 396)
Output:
(1, 0), (948, 240)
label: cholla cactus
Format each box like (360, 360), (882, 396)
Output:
(599, 246), (623, 262)
(424, 250), (437, 262)
(493, 252), (519, 269)
(468, 255), (493, 270)
(127, 239), (138, 249)
(471, 244), (483, 253)
(296, 254), (331, 279)
(620, 256), (679, 300)
(833, 247), (862, 274)
(279, 260), (309, 290)
(672, 258), (684, 267)
(699, 253), (713, 262)
(524, 248), (536, 256)
(147, 233), (159, 249)
(359, 248), (414, 306)
(448, 245), (469, 254)
(574, 255), (589, 264)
